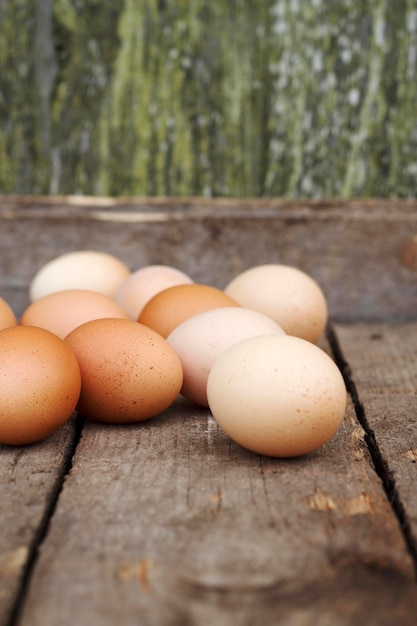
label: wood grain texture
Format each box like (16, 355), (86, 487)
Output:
(333, 323), (417, 559)
(15, 373), (417, 625)
(0, 417), (79, 626)
(1, 198), (417, 322)
(1, 201), (417, 624)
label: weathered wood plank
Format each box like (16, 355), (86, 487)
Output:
(14, 335), (417, 626)
(332, 322), (417, 560)
(1, 201), (417, 623)
(0, 416), (80, 626)
(1, 1), (417, 198)
(1, 198), (417, 322)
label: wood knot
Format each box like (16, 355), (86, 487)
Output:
(308, 488), (337, 511)
(115, 558), (153, 592)
(308, 488), (375, 515)
(0, 546), (28, 577)
(402, 448), (417, 462)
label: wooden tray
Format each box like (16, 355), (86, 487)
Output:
(1, 197), (417, 626)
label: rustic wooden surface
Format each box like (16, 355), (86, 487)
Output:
(1, 197), (417, 322)
(0, 199), (417, 625)
(1, 331), (417, 625)
(333, 323), (417, 560)
(0, 417), (81, 625)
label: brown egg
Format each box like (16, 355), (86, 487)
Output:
(20, 289), (129, 339)
(0, 325), (81, 445)
(0, 297), (17, 330)
(138, 284), (240, 338)
(64, 318), (183, 423)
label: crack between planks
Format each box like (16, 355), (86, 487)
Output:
(258, 456), (276, 529)
(5, 412), (86, 626)
(327, 324), (417, 581)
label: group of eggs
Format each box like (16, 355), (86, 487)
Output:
(0, 251), (347, 457)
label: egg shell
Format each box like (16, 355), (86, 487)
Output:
(167, 307), (285, 406)
(0, 325), (81, 445)
(224, 264), (328, 343)
(0, 297), (17, 330)
(138, 283), (240, 338)
(64, 318), (183, 423)
(116, 265), (194, 320)
(29, 250), (131, 301)
(207, 334), (347, 458)
(20, 289), (129, 339)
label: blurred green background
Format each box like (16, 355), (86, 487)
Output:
(1, 0), (416, 198)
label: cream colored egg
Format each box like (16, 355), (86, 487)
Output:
(167, 307), (285, 406)
(29, 250), (131, 302)
(115, 265), (193, 320)
(224, 264), (328, 343)
(207, 334), (346, 458)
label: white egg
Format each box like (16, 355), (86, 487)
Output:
(29, 251), (131, 302)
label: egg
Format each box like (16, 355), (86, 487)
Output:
(115, 265), (194, 320)
(29, 250), (131, 302)
(224, 264), (328, 343)
(0, 297), (17, 330)
(138, 283), (240, 338)
(167, 307), (285, 406)
(207, 334), (346, 457)
(0, 325), (81, 445)
(20, 289), (129, 339)
(64, 318), (183, 423)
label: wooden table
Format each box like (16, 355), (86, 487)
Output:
(1, 198), (417, 625)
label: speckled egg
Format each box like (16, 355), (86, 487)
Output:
(0, 325), (81, 445)
(207, 334), (346, 457)
(64, 318), (183, 423)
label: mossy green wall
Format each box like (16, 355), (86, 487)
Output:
(1, 0), (416, 197)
